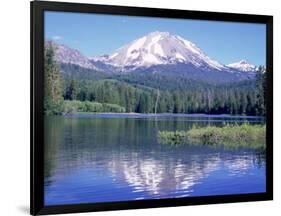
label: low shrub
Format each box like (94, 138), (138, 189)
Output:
(158, 123), (266, 149)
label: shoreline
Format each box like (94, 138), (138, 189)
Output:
(62, 112), (265, 119)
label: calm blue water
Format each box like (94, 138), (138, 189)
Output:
(44, 114), (266, 205)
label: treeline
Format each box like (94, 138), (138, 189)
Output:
(44, 43), (267, 116)
(62, 76), (265, 115)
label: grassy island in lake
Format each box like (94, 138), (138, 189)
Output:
(158, 123), (266, 149)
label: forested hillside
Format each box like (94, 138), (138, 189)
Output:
(44, 43), (267, 116)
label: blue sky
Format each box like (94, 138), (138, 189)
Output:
(45, 11), (266, 66)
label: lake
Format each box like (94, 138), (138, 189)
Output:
(44, 114), (266, 205)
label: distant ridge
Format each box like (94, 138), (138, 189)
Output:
(46, 31), (259, 83)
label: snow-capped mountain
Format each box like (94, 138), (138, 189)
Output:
(47, 31), (259, 83)
(45, 41), (98, 70)
(227, 60), (257, 72)
(92, 31), (227, 71)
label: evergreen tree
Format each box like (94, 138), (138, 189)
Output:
(44, 43), (63, 115)
(255, 66), (266, 116)
(65, 79), (78, 100)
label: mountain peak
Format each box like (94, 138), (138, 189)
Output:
(239, 60), (249, 64)
(227, 60), (256, 72)
(95, 31), (225, 71)
(46, 40), (98, 70)
(147, 31), (171, 37)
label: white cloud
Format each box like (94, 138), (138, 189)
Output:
(52, 35), (63, 41)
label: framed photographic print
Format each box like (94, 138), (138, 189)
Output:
(31, 1), (273, 215)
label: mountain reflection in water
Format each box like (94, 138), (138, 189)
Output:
(44, 115), (266, 205)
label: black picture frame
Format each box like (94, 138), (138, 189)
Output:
(30, 1), (273, 215)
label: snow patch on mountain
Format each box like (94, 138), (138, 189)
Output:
(154, 43), (164, 56)
(227, 60), (257, 72)
(127, 36), (147, 56)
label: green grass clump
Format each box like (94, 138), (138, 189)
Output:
(158, 123), (266, 149)
(63, 100), (126, 114)
(158, 130), (188, 145)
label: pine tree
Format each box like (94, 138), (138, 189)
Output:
(255, 66), (266, 116)
(65, 79), (78, 100)
(44, 43), (64, 115)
